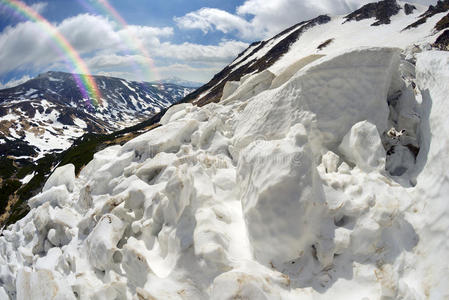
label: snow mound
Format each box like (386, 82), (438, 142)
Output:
(0, 47), (448, 300)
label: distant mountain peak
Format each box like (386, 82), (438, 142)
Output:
(344, 0), (401, 26)
(154, 76), (203, 88)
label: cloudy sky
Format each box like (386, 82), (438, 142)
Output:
(0, 0), (436, 88)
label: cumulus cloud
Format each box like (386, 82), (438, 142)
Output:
(3, 0), (437, 83)
(86, 40), (247, 69)
(85, 39), (248, 82)
(0, 13), (247, 81)
(30, 2), (48, 14)
(156, 63), (221, 83)
(174, 8), (257, 39)
(152, 40), (248, 63)
(98, 62), (224, 83)
(86, 54), (147, 69)
(0, 14), (125, 75)
(176, 0), (437, 39)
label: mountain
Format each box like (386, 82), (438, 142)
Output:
(1, 0), (449, 299)
(183, 0), (449, 106)
(0, 71), (195, 159)
(154, 76), (204, 88)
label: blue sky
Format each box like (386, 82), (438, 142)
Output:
(0, 0), (436, 88)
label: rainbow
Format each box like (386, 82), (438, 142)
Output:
(79, 0), (160, 82)
(0, 0), (102, 107)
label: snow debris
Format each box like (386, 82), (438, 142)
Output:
(0, 46), (448, 300)
(19, 172), (35, 185)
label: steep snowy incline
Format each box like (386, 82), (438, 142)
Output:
(403, 51), (449, 299)
(0, 45), (448, 299)
(185, 0), (449, 106)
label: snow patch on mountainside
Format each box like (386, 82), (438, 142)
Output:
(1, 46), (447, 299)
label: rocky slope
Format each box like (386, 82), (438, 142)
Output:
(0, 71), (194, 159)
(1, 0), (449, 299)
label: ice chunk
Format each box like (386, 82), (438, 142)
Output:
(223, 70), (275, 103)
(270, 54), (324, 89)
(338, 120), (386, 172)
(43, 164), (76, 193)
(238, 124), (334, 268)
(16, 268), (76, 300)
(220, 81), (240, 101)
(86, 214), (126, 271)
(160, 103), (193, 125)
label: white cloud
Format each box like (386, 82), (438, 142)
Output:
(3, 0), (436, 84)
(152, 40), (248, 63)
(86, 39), (247, 69)
(176, 0), (438, 40)
(0, 13), (247, 82)
(97, 63), (224, 83)
(0, 14), (123, 75)
(174, 8), (257, 39)
(157, 63), (221, 83)
(0, 75), (31, 89)
(30, 2), (48, 14)
(85, 39), (248, 82)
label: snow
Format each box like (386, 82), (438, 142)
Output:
(72, 117), (87, 129)
(24, 89), (37, 97)
(48, 77), (62, 82)
(268, 5), (440, 76)
(222, 69), (275, 103)
(20, 172), (35, 185)
(121, 80), (136, 92)
(230, 23), (301, 72)
(8, 128), (21, 139)
(42, 164), (75, 193)
(406, 50), (449, 298)
(338, 121), (386, 172)
(0, 114), (19, 122)
(129, 95), (139, 109)
(1, 45), (447, 299)
(1, 4), (449, 300)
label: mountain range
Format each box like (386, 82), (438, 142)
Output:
(153, 76), (204, 88)
(1, 0), (449, 299)
(0, 71), (195, 159)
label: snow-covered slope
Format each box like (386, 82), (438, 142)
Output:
(1, 1), (449, 299)
(185, 0), (449, 106)
(0, 71), (195, 159)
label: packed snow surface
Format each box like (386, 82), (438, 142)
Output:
(1, 45), (449, 299)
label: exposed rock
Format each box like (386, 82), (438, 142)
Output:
(433, 29), (449, 50)
(403, 0), (449, 30)
(420, 0), (449, 18)
(404, 3), (417, 15)
(344, 0), (401, 26)
(435, 12), (449, 31)
(317, 38), (334, 50)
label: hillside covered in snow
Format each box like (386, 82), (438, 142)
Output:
(0, 71), (194, 160)
(1, 0), (449, 299)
